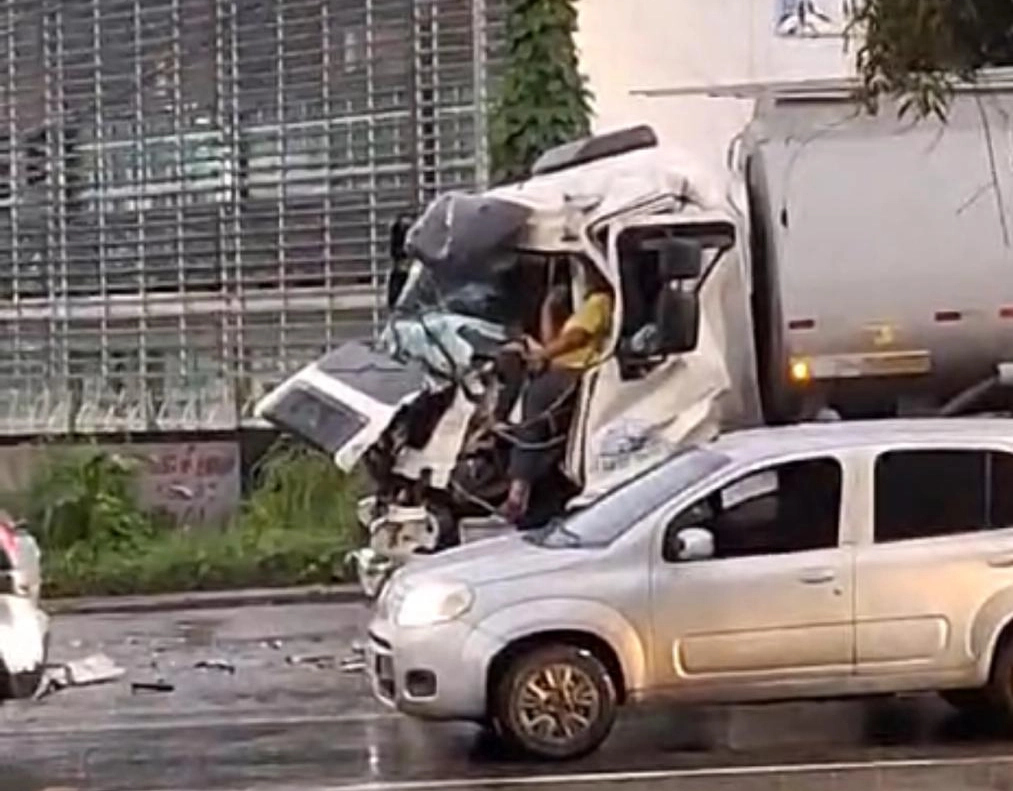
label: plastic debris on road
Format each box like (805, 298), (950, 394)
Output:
(131, 680), (175, 694)
(285, 654), (336, 669)
(194, 659), (236, 675)
(33, 653), (126, 700)
(65, 654), (126, 686)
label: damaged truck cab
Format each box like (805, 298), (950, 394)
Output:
(259, 80), (1013, 595)
(255, 126), (759, 593)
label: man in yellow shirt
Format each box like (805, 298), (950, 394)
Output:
(501, 262), (615, 523)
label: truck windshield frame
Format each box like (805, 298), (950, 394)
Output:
(394, 259), (521, 328)
(393, 251), (578, 333)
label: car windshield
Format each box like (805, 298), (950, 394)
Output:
(531, 447), (730, 548)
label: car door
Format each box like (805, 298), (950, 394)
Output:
(649, 454), (855, 699)
(855, 447), (1013, 681)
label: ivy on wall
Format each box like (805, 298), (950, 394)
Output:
(489, 0), (593, 185)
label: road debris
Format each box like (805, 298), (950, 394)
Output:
(131, 680), (174, 694)
(32, 653), (126, 700)
(194, 659), (236, 675)
(285, 654), (335, 669)
(340, 656), (365, 674)
(262, 639), (284, 650)
(66, 654), (126, 686)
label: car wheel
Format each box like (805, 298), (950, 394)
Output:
(988, 636), (1013, 719)
(493, 643), (618, 761)
(940, 688), (994, 714)
(3, 664), (44, 700)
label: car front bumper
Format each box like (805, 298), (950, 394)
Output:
(366, 614), (505, 722)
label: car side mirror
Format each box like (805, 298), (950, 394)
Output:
(664, 525), (715, 563)
(655, 286), (700, 355)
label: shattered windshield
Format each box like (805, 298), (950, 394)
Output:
(394, 259), (523, 328)
(393, 191), (534, 329)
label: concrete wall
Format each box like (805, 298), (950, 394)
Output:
(576, 0), (854, 173)
(0, 441), (241, 526)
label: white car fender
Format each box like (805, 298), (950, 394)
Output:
(469, 597), (648, 694)
(970, 587), (1013, 681)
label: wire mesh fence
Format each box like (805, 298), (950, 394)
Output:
(0, 0), (504, 435)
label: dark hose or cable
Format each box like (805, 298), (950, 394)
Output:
(939, 375), (997, 417)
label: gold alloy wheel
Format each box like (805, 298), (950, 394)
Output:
(514, 661), (602, 746)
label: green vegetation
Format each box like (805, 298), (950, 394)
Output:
(3, 441), (359, 598)
(489, 0), (592, 184)
(850, 0), (1013, 118)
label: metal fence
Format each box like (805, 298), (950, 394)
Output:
(0, 0), (505, 435)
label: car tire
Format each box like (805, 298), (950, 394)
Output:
(493, 643), (618, 761)
(3, 664), (44, 700)
(988, 636), (1013, 720)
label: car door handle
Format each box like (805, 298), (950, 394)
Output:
(989, 554), (1013, 569)
(799, 568), (836, 585)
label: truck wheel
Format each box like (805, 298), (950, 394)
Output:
(493, 644), (617, 761)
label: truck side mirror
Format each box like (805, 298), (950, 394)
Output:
(655, 286), (700, 355)
(656, 238), (703, 281)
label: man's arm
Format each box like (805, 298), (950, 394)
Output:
(531, 294), (610, 363)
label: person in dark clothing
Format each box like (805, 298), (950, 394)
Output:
(499, 263), (615, 522)
(386, 215), (413, 309)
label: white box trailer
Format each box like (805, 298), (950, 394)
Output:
(723, 72), (1013, 421)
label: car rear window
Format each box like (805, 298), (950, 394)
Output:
(874, 449), (1013, 542)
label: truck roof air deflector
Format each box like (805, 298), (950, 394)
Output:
(531, 125), (659, 177)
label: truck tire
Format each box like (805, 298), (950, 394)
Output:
(492, 643), (618, 761)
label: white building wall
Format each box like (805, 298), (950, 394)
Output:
(576, 0), (855, 173)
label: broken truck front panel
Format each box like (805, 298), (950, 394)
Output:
(255, 341), (428, 473)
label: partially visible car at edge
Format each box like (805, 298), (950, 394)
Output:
(0, 512), (48, 701)
(365, 418), (1013, 759)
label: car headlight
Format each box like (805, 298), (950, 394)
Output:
(395, 581), (474, 628)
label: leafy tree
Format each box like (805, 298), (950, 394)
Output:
(489, 0), (592, 184)
(851, 0), (1013, 117)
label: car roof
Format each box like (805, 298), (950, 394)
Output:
(707, 418), (1013, 464)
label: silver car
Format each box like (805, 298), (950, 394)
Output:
(366, 419), (1013, 759)
(0, 513), (48, 700)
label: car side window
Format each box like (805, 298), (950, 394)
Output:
(874, 449), (1013, 541)
(667, 457), (843, 561)
(991, 452), (1013, 529)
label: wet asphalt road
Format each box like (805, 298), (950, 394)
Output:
(4, 602), (1013, 791)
